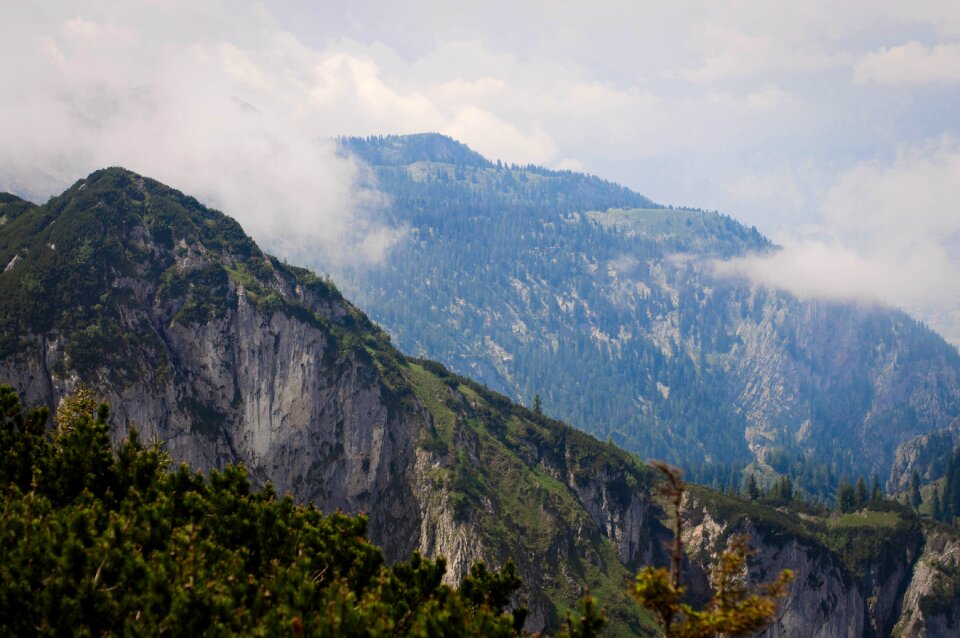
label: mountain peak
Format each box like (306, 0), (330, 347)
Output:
(338, 133), (494, 168)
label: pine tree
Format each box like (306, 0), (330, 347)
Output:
(836, 477), (855, 513)
(745, 474), (760, 501)
(933, 485), (942, 522)
(910, 471), (923, 511)
(0, 386), (536, 637)
(870, 473), (883, 503)
(943, 451), (960, 524)
(854, 477), (868, 510)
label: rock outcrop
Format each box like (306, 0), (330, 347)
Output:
(893, 525), (960, 637)
(682, 491), (960, 638)
(888, 418), (960, 493)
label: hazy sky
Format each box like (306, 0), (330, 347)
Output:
(2, 1), (959, 342)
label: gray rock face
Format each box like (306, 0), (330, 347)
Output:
(678, 494), (960, 638)
(888, 418), (960, 493)
(725, 295), (960, 483)
(682, 498), (867, 638)
(0, 263), (423, 562)
(893, 527), (960, 637)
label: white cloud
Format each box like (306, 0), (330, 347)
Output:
(0, 5), (406, 268)
(443, 105), (557, 165)
(745, 85), (791, 110)
(672, 23), (847, 82)
(707, 85), (792, 111)
(716, 139), (960, 343)
(854, 41), (960, 85)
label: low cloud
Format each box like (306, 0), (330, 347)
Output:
(854, 41), (960, 85)
(716, 139), (960, 344)
(707, 84), (792, 111)
(0, 3), (406, 268)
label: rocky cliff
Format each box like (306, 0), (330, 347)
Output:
(888, 418), (960, 493)
(892, 525), (960, 637)
(682, 488), (960, 638)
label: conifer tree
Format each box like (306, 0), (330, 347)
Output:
(870, 473), (883, 503)
(745, 474), (760, 501)
(854, 477), (868, 510)
(910, 471), (923, 511)
(0, 386), (534, 637)
(836, 477), (855, 513)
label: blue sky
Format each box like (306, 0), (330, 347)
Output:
(2, 1), (959, 342)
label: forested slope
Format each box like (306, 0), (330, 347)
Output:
(333, 133), (960, 499)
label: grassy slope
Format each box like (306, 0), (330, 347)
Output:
(405, 361), (660, 636)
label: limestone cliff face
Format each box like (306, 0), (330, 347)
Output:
(678, 492), (960, 638)
(721, 289), (960, 481)
(893, 526), (960, 637)
(0, 245), (422, 562)
(682, 496), (867, 638)
(888, 418), (960, 493)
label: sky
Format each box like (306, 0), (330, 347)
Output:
(1, 1), (959, 343)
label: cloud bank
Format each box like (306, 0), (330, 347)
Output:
(854, 42), (960, 85)
(716, 139), (960, 343)
(0, 3), (407, 267)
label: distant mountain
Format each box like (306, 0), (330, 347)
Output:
(333, 133), (960, 497)
(2, 168), (958, 636)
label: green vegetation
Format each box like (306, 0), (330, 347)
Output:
(588, 208), (761, 256)
(690, 480), (921, 583)
(400, 357), (661, 636)
(917, 560), (960, 618)
(0, 385), (536, 636)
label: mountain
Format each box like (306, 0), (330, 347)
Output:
(0, 168), (664, 633)
(2, 168), (958, 636)
(333, 133), (960, 498)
